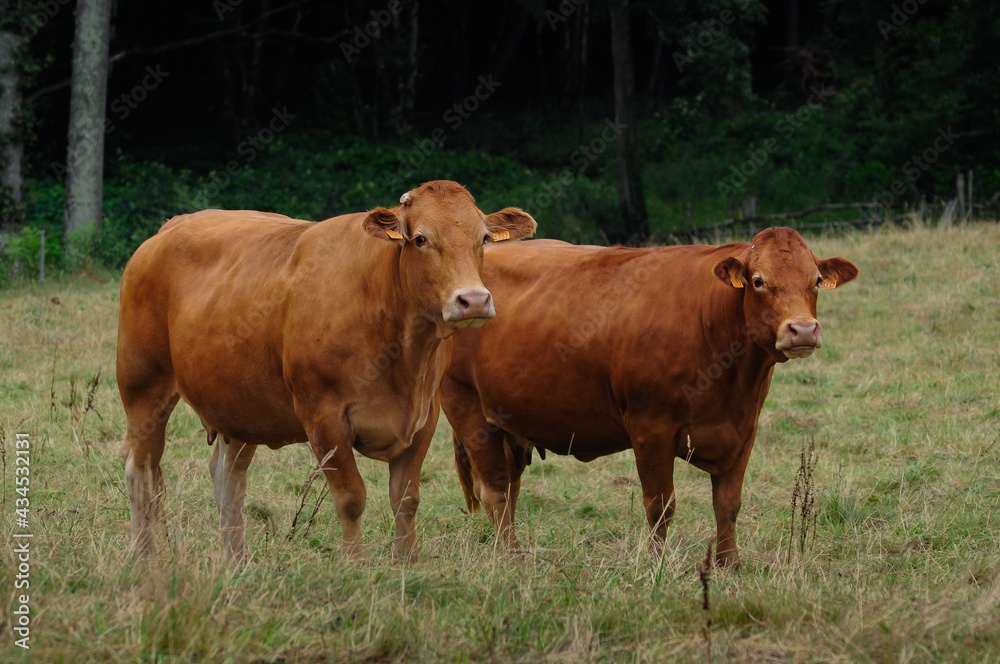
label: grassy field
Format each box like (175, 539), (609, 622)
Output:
(1, 222), (999, 663)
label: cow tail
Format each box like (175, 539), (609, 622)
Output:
(453, 432), (481, 513)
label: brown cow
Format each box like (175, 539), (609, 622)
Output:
(440, 227), (858, 566)
(116, 180), (536, 561)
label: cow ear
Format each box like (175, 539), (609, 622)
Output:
(715, 257), (747, 289)
(362, 207), (406, 241)
(817, 257), (859, 289)
(484, 207), (537, 242)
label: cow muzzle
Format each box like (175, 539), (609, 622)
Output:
(776, 318), (823, 359)
(443, 288), (496, 327)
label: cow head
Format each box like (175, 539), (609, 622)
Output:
(714, 227), (858, 362)
(363, 180), (536, 337)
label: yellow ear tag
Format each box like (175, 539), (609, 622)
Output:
(730, 276), (744, 289)
(385, 228), (404, 240)
(491, 229), (511, 242)
(820, 276), (837, 289)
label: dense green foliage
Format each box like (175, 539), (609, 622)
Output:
(2, 0), (998, 281)
(9, 135), (614, 273)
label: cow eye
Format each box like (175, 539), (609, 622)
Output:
(483, 233), (491, 244)
(753, 277), (765, 289)
(815, 276), (823, 288)
(413, 235), (427, 247)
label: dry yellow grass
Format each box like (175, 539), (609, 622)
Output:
(1, 222), (999, 662)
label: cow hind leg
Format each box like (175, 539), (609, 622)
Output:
(209, 438), (258, 562)
(467, 428), (523, 550)
(120, 386), (179, 557)
(453, 432), (482, 513)
(500, 434), (532, 540)
(442, 380), (522, 549)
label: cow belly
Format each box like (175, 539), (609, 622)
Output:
(174, 369), (304, 445)
(535, 431), (632, 462)
(470, 356), (627, 459)
(186, 395), (304, 445)
(481, 391), (630, 460)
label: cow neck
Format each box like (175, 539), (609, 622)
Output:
(369, 241), (443, 384)
(396, 309), (442, 381)
(704, 280), (776, 393)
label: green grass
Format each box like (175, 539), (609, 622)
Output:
(2, 222), (999, 662)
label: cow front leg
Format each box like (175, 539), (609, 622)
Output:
(710, 450), (751, 568)
(632, 437), (677, 551)
(209, 438), (258, 562)
(308, 432), (367, 559)
(388, 400), (439, 561)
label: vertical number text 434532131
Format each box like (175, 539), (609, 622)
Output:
(13, 433), (32, 650)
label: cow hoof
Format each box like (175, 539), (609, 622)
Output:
(715, 555), (741, 571)
(646, 537), (668, 557)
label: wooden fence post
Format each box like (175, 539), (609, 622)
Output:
(956, 172), (966, 221)
(967, 169), (973, 222)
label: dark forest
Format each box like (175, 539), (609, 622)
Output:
(1, 0), (998, 274)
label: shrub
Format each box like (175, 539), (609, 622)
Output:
(0, 224), (63, 282)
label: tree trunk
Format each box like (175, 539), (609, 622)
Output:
(786, 0), (799, 49)
(391, 0), (418, 136)
(489, 8), (528, 85)
(0, 29), (23, 217)
(64, 0), (112, 239)
(609, 3), (648, 243)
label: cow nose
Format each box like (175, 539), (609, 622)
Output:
(445, 288), (495, 325)
(778, 318), (822, 358)
(788, 320), (819, 345)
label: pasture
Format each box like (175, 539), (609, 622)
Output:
(1, 222), (998, 663)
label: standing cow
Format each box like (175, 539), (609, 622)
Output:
(440, 227), (858, 566)
(116, 180), (536, 561)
